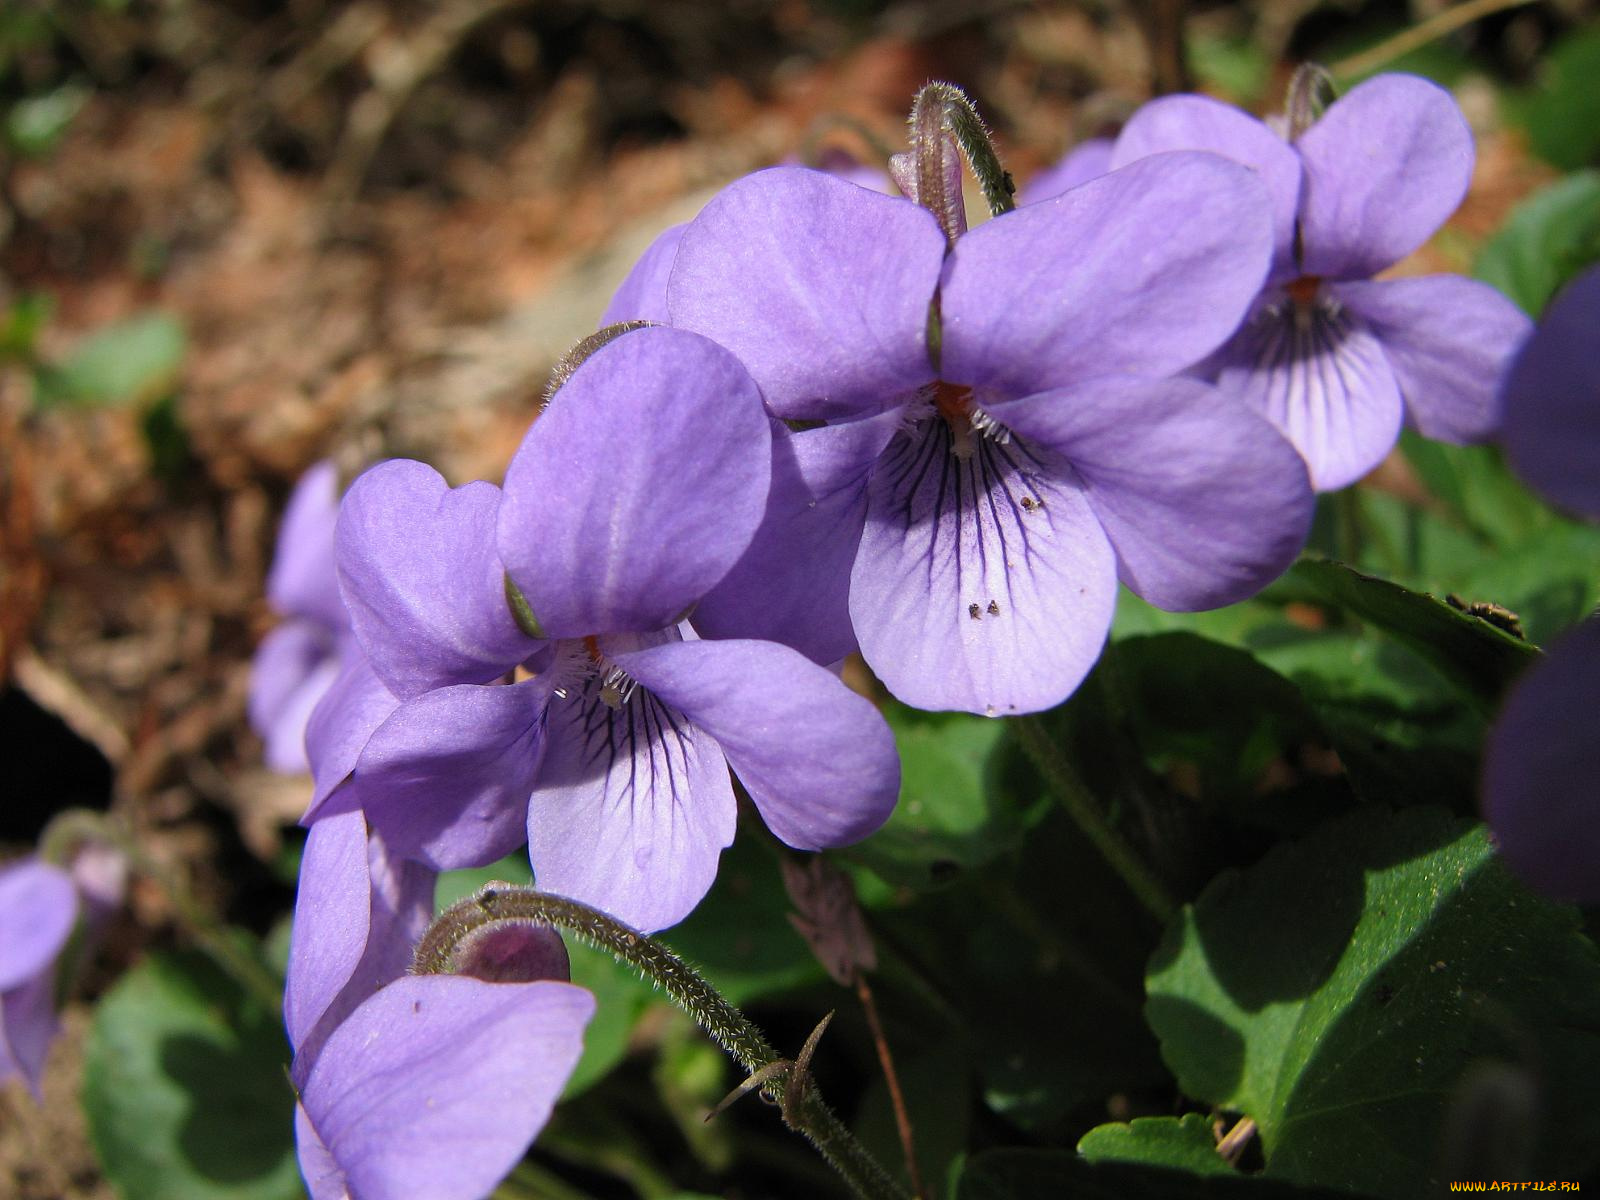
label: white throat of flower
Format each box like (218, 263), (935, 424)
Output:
(548, 636), (641, 710)
(904, 380), (1013, 460)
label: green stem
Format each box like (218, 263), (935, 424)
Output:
(417, 887), (911, 1200)
(38, 809), (284, 1014)
(1011, 715), (1177, 926)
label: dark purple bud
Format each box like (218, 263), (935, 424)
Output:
(450, 920), (571, 984)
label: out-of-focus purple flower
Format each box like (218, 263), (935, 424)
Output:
(251, 462), (351, 773)
(664, 156), (1313, 716)
(1482, 264), (1600, 903)
(1482, 618), (1600, 904)
(309, 325), (901, 932)
(1019, 137), (1113, 204)
(0, 860), (77, 1096)
(1, 845), (126, 1098)
(1501, 265), (1600, 517)
(288, 810), (593, 1200)
(1110, 74), (1532, 491)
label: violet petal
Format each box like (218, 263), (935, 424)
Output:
(498, 326), (771, 640)
(1110, 95), (1303, 280)
(337, 460), (539, 699)
(342, 681), (548, 871)
(1483, 618), (1600, 905)
(1211, 292), (1404, 491)
(296, 976), (593, 1200)
(1296, 73), (1473, 280)
(601, 223), (685, 326)
(529, 680), (736, 933)
(667, 166), (944, 421)
(1335, 275), (1531, 445)
(940, 151), (1273, 396)
(852, 417), (1118, 715)
(692, 413), (900, 665)
(614, 638), (900, 850)
(996, 376), (1313, 611)
(1501, 266), (1600, 517)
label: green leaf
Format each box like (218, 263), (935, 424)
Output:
(435, 852), (533, 912)
(1146, 808), (1600, 1198)
(1254, 631), (1479, 813)
(1078, 1114), (1231, 1175)
(873, 802), (1167, 1132)
(1189, 35), (1269, 104)
(1282, 558), (1537, 711)
(1398, 433), (1563, 553)
(35, 311), (186, 410)
(957, 1148), (1374, 1200)
(1509, 27), (1600, 171)
(0, 292), (52, 361)
(83, 950), (302, 1200)
(660, 832), (824, 1005)
(847, 702), (1028, 891)
(5, 81), (89, 157)
(855, 1047), (973, 1199)
(1475, 171), (1600, 316)
(562, 942), (658, 1097)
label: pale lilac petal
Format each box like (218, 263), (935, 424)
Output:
(667, 166), (944, 421)
(268, 461), (346, 631)
(1501, 267), (1600, 517)
(250, 620), (340, 774)
(1211, 291), (1404, 491)
(1483, 619), (1600, 904)
(0, 861), (77, 990)
(1110, 96), (1302, 278)
(692, 413), (899, 665)
(1335, 275), (1531, 444)
(852, 419), (1118, 715)
(614, 639), (899, 850)
(287, 810), (436, 1085)
(499, 327), (771, 640)
(1, 973), (59, 1097)
(1019, 137), (1114, 205)
(995, 378), (1313, 611)
(285, 812), (370, 1059)
(295, 1105), (346, 1200)
(337, 461), (538, 700)
(304, 650), (401, 814)
(342, 682), (548, 870)
(530, 681), (736, 933)
(1297, 74), (1473, 279)
(297, 976), (593, 1200)
(940, 152), (1273, 396)
(600, 224), (684, 326)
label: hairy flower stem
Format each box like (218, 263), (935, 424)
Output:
(903, 82), (1015, 241)
(1011, 715), (1177, 926)
(37, 808), (284, 1013)
(1283, 63), (1337, 142)
(416, 886), (912, 1200)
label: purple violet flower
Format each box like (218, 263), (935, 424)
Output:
(306, 325), (900, 932)
(251, 461), (351, 773)
(1501, 265), (1600, 518)
(0, 860), (78, 1097)
(652, 155), (1314, 715)
(288, 809), (593, 1200)
(0, 844), (123, 1098)
(1109, 73), (1532, 491)
(1019, 137), (1113, 205)
(1482, 264), (1600, 904)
